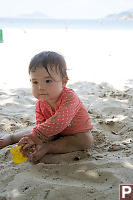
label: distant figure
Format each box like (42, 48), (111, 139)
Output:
(0, 29), (3, 43)
(0, 51), (93, 162)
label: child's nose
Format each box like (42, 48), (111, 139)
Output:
(39, 82), (46, 90)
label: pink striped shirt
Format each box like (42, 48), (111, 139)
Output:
(31, 87), (93, 142)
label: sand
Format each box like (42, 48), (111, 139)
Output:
(0, 81), (133, 200)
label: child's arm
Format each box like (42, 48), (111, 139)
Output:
(10, 127), (33, 143)
(0, 126), (34, 149)
(19, 91), (81, 147)
(18, 101), (47, 150)
(35, 101), (47, 125)
(13, 101), (46, 145)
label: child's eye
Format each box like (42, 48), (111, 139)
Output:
(45, 80), (52, 83)
(32, 81), (38, 85)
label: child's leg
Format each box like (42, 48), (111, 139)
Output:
(0, 127), (33, 149)
(30, 131), (93, 162)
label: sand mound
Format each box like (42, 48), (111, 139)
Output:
(0, 81), (133, 200)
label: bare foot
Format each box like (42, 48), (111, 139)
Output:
(29, 143), (48, 162)
(0, 135), (13, 149)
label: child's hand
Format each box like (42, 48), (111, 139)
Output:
(18, 135), (36, 157)
(18, 133), (42, 152)
(18, 135), (35, 151)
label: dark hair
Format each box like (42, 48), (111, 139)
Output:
(28, 51), (68, 78)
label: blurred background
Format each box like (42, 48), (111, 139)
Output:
(0, 0), (133, 90)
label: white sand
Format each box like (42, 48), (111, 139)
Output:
(0, 28), (133, 200)
(0, 82), (133, 200)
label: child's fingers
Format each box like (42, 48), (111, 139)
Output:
(21, 144), (37, 159)
(22, 143), (32, 150)
(21, 150), (28, 157)
(18, 138), (34, 155)
(18, 137), (28, 145)
(19, 136), (34, 146)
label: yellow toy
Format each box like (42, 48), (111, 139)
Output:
(10, 145), (28, 163)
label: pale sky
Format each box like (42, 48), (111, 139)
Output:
(0, 0), (133, 19)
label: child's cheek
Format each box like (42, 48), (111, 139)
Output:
(32, 88), (38, 99)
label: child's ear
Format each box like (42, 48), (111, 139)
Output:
(62, 76), (68, 87)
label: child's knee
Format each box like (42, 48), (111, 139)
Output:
(77, 131), (93, 149)
(86, 132), (94, 147)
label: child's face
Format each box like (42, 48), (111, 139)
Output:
(30, 66), (67, 105)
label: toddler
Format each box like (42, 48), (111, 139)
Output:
(0, 51), (93, 162)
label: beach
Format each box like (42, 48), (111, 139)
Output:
(0, 28), (133, 89)
(0, 28), (133, 199)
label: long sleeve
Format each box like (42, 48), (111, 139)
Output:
(31, 91), (81, 142)
(35, 101), (47, 125)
